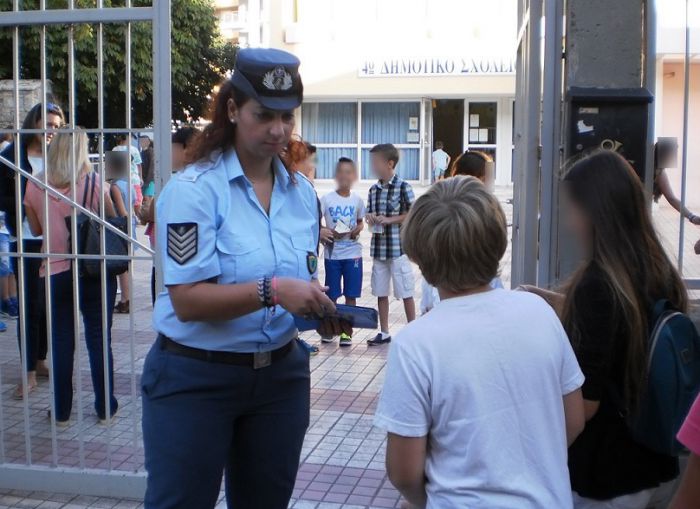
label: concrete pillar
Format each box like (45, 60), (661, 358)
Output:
(566, 0), (644, 89)
(549, 0), (653, 283)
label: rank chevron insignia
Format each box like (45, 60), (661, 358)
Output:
(167, 223), (198, 265)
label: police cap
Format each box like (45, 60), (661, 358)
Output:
(230, 48), (304, 111)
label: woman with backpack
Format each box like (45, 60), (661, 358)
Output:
(23, 128), (120, 426)
(524, 151), (689, 508)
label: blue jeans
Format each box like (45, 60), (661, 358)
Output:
(12, 240), (47, 372)
(44, 269), (118, 421)
(142, 336), (310, 509)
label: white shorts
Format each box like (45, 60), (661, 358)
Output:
(371, 255), (415, 299)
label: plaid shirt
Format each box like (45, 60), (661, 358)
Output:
(367, 174), (415, 260)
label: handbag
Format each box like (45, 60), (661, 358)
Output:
(67, 172), (129, 278)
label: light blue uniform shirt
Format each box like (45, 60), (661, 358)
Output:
(153, 149), (319, 353)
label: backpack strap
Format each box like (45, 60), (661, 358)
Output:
(81, 172), (92, 208)
(651, 299), (672, 323)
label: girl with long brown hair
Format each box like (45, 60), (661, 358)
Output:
(527, 150), (687, 508)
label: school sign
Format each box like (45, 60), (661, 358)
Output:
(359, 56), (516, 78)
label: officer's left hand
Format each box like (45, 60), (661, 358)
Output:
(317, 317), (353, 338)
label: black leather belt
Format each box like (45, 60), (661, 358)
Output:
(159, 335), (295, 369)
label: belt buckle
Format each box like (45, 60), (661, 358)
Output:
(253, 350), (272, 369)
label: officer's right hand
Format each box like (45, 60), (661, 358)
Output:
(276, 278), (337, 317)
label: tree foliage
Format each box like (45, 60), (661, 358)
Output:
(0, 0), (237, 127)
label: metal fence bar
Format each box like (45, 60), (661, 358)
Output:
(678, 0), (690, 275)
(37, 1), (62, 467)
(65, 1), (87, 469)
(152, 0), (173, 296)
(538, 0), (564, 287)
(0, 7), (154, 26)
(13, 0), (33, 467)
(125, 0), (140, 459)
(511, 0), (542, 287)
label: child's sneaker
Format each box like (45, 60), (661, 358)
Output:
(367, 332), (391, 346)
(2, 298), (18, 319)
(339, 333), (352, 347)
(320, 335), (335, 344)
(0, 320), (6, 332)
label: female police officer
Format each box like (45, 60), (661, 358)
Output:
(142, 48), (342, 509)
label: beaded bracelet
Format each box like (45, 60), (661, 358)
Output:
(257, 276), (274, 308)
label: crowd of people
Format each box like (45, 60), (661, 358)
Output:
(0, 46), (699, 509)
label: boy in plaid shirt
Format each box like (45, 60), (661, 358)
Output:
(365, 144), (416, 345)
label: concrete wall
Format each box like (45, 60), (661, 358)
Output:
(269, 0), (517, 99)
(0, 80), (52, 128)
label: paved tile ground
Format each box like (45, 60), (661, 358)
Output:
(0, 181), (697, 509)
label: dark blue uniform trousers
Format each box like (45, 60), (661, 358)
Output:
(142, 336), (310, 509)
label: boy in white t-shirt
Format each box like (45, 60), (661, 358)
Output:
(320, 157), (365, 346)
(374, 176), (586, 509)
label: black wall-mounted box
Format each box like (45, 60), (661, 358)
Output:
(567, 87), (653, 182)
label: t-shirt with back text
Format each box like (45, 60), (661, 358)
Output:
(374, 289), (584, 508)
(320, 190), (365, 260)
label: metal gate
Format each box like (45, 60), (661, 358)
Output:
(511, 0), (699, 291)
(0, 1), (170, 498)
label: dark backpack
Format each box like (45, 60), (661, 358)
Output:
(627, 300), (700, 455)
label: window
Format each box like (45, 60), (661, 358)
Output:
(361, 102), (421, 180)
(300, 101), (421, 180)
(301, 102), (357, 179)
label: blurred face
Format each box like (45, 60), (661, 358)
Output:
(335, 162), (357, 189)
(229, 98), (295, 159)
(37, 112), (63, 145)
(298, 154), (317, 180)
(371, 153), (393, 180)
(172, 142), (187, 171)
(139, 137), (151, 151)
(562, 189), (592, 252)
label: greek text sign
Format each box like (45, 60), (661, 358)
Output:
(359, 57), (515, 77)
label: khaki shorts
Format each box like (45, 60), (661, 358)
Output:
(371, 255), (415, 299)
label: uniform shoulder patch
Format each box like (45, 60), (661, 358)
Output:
(167, 223), (198, 265)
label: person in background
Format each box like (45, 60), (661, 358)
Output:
(365, 143), (416, 346)
(654, 167), (700, 226)
(139, 135), (155, 213)
(171, 127), (200, 173)
(109, 151), (139, 314)
(23, 128), (119, 426)
(375, 176), (585, 508)
(0, 211), (18, 323)
(0, 102), (64, 399)
(669, 394), (700, 509)
(523, 151), (687, 508)
(112, 133), (143, 209)
(320, 157), (365, 346)
(0, 212), (10, 333)
(141, 127), (201, 305)
(431, 141), (450, 182)
(421, 150), (502, 314)
(0, 129), (12, 151)
(296, 141), (317, 181)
